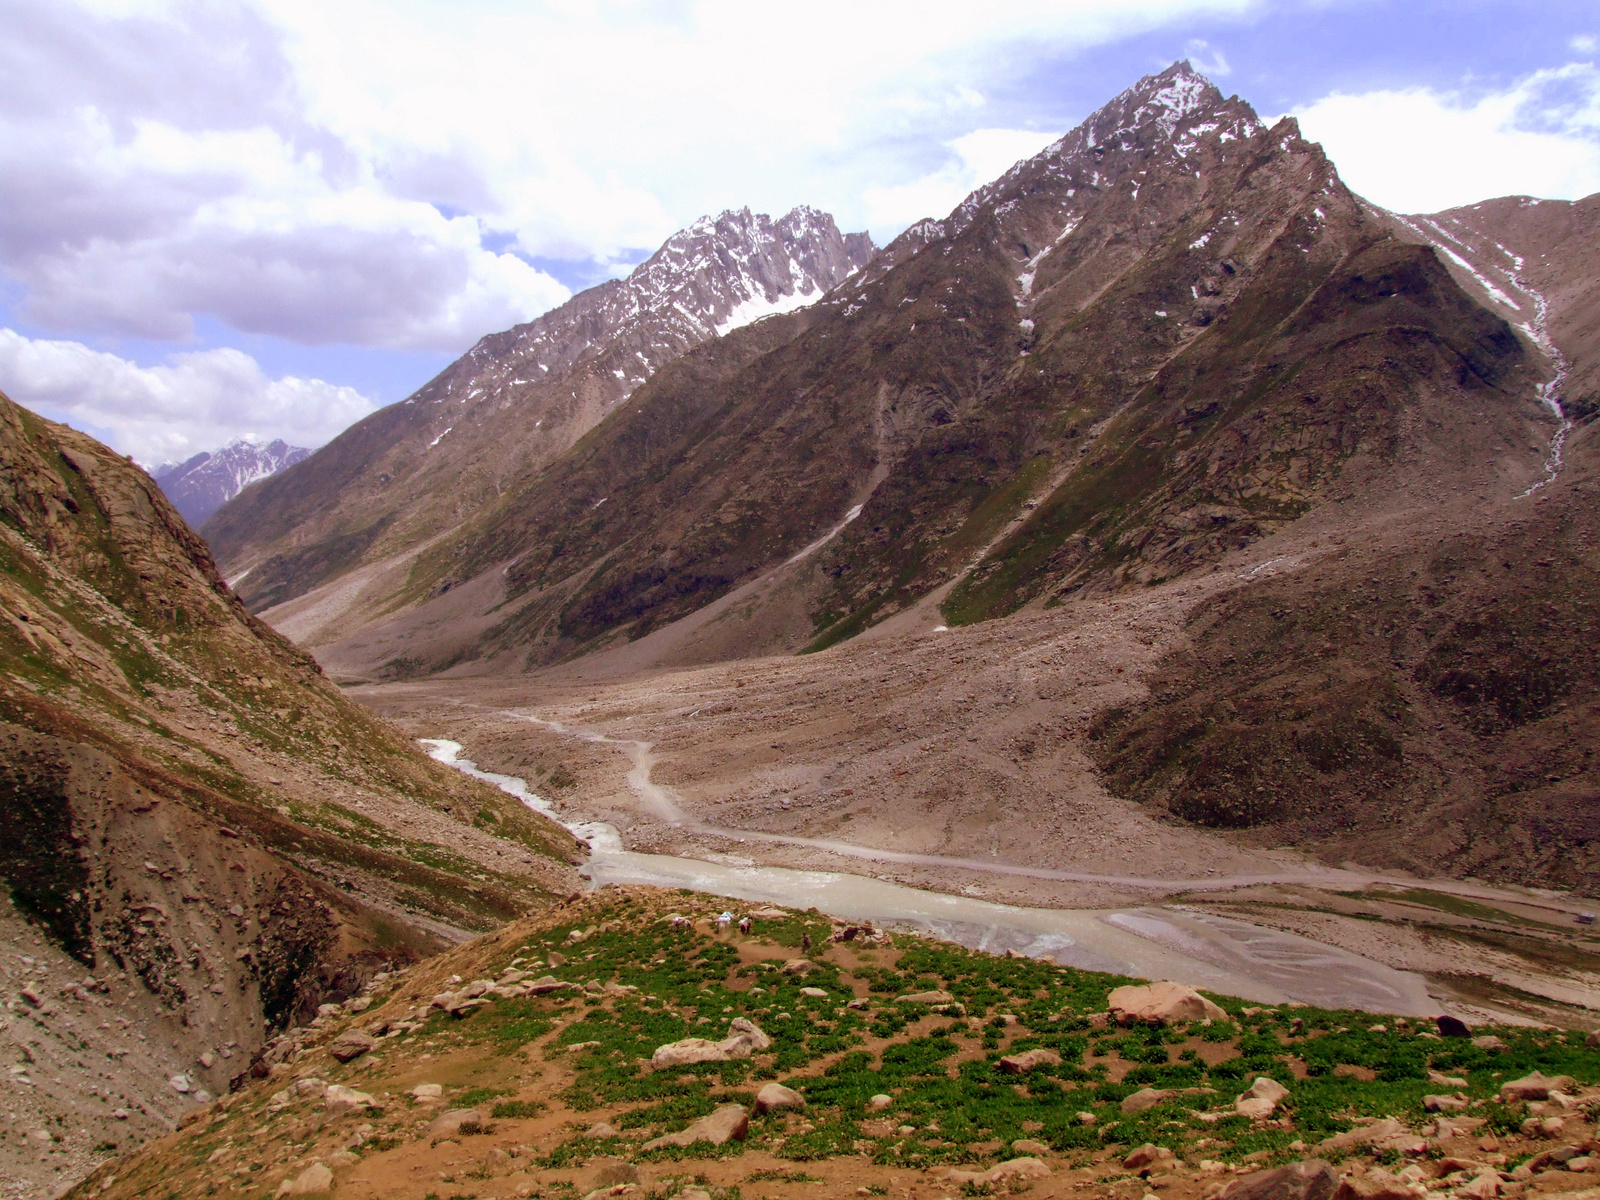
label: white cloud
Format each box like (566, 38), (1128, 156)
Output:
(1571, 34), (1597, 54)
(865, 128), (1064, 233)
(0, 329), (377, 465)
(1295, 63), (1600, 214)
(1, 0), (1260, 355)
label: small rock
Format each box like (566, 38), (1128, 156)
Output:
(1236, 1096), (1277, 1120)
(998, 1048), (1061, 1074)
(1427, 1070), (1468, 1087)
(198, 1051), (215, 1069)
(325, 1084), (374, 1111)
(1436, 1015), (1472, 1038)
(641, 1103), (748, 1149)
(327, 1150), (360, 1168)
(410, 1083), (442, 1102)
(169, 1074), (191, 1094)
(275, 1163), (334, 1197)
(329, 1030), (375, 1063)
(1457, 1172), (1501, 1199)
(799, 986), (828, 998)
(1586, 1030), (1600, 1049)
(1013, 1137), (1050, 1155)
(1240, 1077), (1290, 1105)
(1216, 1158), (1338, 1200)
(1471, 1035), (1507, 1051)
(895, 989), (955, 1005)
(1124, 1144), (1175, 1170)
(1501, 1072), (1575, 1101)
(1423, 1094), (1468, 1112)
(867, 1094), (893, 1111)
(1122, 1088), (1172, 1114)
(483, 1148), (511, 1168)
(780, 959), (817, 975)
(1076, 1111), (1096, 1125)
(754, 1082), (805, 1114)
(427, 1108), (483, 1139)
(583, 1122), (618, 1139)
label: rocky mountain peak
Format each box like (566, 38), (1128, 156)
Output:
(154, 438), (310, 529)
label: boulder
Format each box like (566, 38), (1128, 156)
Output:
(1422, 1094), (1468, 1112)
(1316, 1118), (1409, 1154)
(799, 987), (829, 998)
(650, 1036), (727, 1068)
(781, 959), (817, 975)
(1435, 1015), (1472, 1038)
(1124, 1144), (1176, 1170)
(867, 1094), (893, 1111)
(1587, 1030), (1600, 1049)
(1457, 1172), (1501, 1199)
(1500, 1072), (1575, 1101)
(1122, 1088), (1172, 1114)
(942, 1157), (1051, 1186)
(427, 1108), (483, 1138)
(754, 1083), (805, 1114)
(651, 1017), (771, 1068)
(642, 1104), (749, 1150)
(1241, 1077), (1290, 1104)
(1236, 1097), (1278, 1120)
(1330, 1168), (1427, 1200)
(895, 989), (955, 1005)
(990, 1157), (1051, 1184)
(1107, 981), (1227, 1026)
(998, 1048), (1061, 1074)
(527, 975), (575, 995)
(274, 1163), (334, 1197)
(1216, 1159), (1338, 1200)
(409, 1083), (442, 1102)
(328, 1029), (375, 1063)
(1471, 1035), (1507, 1051)
(721, 1017), (772, 1056)
(323, 1084), (374, 1111)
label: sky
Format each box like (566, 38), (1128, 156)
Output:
(1, 0), (1598, 466)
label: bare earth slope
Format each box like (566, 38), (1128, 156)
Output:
(205, 208), (873, 633)
(0, 394), (579, 1197)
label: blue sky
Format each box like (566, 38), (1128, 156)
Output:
(1, 0), (1596, 464)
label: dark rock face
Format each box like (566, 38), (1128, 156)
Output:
(153, 440), (310, 528)
(203, 207), (874, 614)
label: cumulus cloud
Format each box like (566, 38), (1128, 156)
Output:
(0, 329), (377, 466)
(0, 0), (1259, 356)
(1296, 63), (1600, 214)
(864, 128), (1064, 233)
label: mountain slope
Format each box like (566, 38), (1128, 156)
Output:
(153, 439), (310, 528)
(0, 392), (579, 1194)
(203, 208), (873, 629)
(328, 63), (1546, 677)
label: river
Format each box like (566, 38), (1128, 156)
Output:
(421, 738), (1439, 1015)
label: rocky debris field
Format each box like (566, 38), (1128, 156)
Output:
(77, 887), (1600, 1200)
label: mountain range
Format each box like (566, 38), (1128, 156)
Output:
(3, 59), (1598, 1200)
(198, 62), (1597, 893)
(153, 439), (311, 528)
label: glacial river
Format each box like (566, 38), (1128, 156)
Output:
(421, 738), (1438, 1016)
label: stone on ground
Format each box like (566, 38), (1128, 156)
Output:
(275, 1163), (334, 1197)
(328, 1029), (374, 1062)
(1107, 981), (1227, 1026)
(1124, 1144), (1176, 1169)
(1500, 1072), (1575, 1101)
(641, 1104), (749, 1149)
(754, 1082), (806, 1114)
(426, 1108), (482, 1138)
(1216, 1158), (1338, 1200)
(998, 1048), (1061, 1073)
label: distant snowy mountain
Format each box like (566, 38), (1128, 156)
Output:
(204, 205), (874, 615)
(153, 439), (310, 529)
